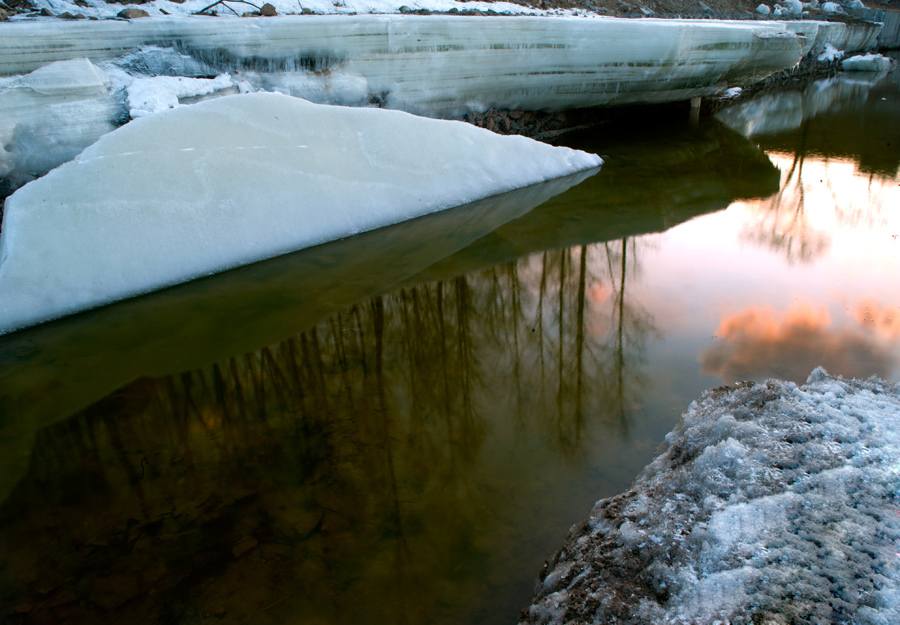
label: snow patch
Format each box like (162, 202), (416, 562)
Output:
(126, 74), (235, 117)
(817, 42), (844, 62)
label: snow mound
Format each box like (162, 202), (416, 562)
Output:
(817, 42), (844, 62)
(126, 74), (236, 118)
(842, 53), (894, 72)
(521, 368), (900, 625)
(0, 92), (600, 335)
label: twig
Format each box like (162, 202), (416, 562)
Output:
(194, 0), (262, 15)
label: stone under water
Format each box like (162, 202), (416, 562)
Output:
(0, 92), (601, 336)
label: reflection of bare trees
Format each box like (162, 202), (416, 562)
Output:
(741, 123), (831, 264)
(0, 238), (660, 625)
(741, 117), (898, 264)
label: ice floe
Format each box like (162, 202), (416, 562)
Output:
(521, 368), (900, 625)
(842, 53), (894, 72)
(0, 92), (601, 335)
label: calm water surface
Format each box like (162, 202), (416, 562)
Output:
(1, 56), (898, 624)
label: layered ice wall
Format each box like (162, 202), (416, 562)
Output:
(0, 92), (602, 335)
(0, 16), (804, 114)
(0, 16), (808, 186)
(521, 368), (900, 625)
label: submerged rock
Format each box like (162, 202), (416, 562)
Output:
(0, 92), (601, 335)
(521, 368), (900, 624)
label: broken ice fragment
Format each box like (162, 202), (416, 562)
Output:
(841, 53), (894, 72)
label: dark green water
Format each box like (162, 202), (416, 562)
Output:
(0, 57), (898, 624)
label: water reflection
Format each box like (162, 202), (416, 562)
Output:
(716, 51), (900, 177)
(0, 244), (659, 624)
(699, 301), (898, 383)
(0, 116), (782, 624)
(718, 55), (900, 265)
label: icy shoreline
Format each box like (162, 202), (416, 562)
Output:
(521, 368), (900, 624)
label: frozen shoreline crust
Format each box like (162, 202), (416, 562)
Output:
(521, 367), (900, 625)
(0, 92), (601, 335)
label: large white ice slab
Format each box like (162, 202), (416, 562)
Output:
(0, 16), (804, 116)
(0, 92), (601, 335)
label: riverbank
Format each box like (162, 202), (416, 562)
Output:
(1, 0), (896, 20)
(521, 368), (900, 624)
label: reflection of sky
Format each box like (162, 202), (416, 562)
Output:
(630, 152), (900, 385)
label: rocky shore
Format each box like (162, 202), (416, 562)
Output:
(520, 368), (900, 624)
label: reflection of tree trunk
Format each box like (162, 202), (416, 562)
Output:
(557, 249), (567, 431)
(229, 356), (246, 419)
(373, 296), (410, 565)
(508, 262), (523, 423)
(575, 246), (586, 437)
(616, 239), (627, 433)
(104, 414), (150, 519)
(261, 347), (289, 412)
(455, 277), (474, 433)
(331, 314), (356, 413)
(245, 353), (266, 421)
(539, 252), (547, 385)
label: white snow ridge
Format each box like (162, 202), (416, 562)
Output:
(0, 92), (601, 335)
(521, 367), (900, 625)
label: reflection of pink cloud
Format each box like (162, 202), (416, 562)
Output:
(588, 282), (612, 305)
(853, 300), (900, 339)
(586, 282), (613, 337)
(700, 302), (896, 383)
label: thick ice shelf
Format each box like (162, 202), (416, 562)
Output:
(0, 92), (601, 336)
(521, 368), (900, 624)
(0, 16), (804, 115)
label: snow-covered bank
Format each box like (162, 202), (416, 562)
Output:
(521, 368), (900, 624)
(0, 92), (601, 336)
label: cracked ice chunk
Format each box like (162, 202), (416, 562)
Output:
(0, 58), (122, 185)
(0, 92), (601, 335)
(15, 57), (110, 96)
(841, 53), (893, 72)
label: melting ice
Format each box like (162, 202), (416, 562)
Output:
(0, 92), (601, 335)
